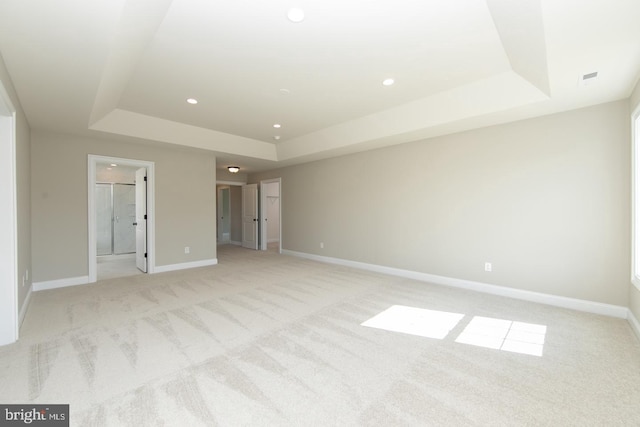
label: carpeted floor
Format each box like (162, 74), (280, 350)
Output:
(1, 244), (639, 426)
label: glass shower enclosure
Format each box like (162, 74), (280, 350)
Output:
(96, 183), (136, 256)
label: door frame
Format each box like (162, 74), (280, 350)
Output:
(260, 178), (281, 253)
(0, 80), (18, 346)
(88, 155), (155, 282)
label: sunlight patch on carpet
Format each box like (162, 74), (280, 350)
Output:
(455, 316), (546, 357)
(361, 305), (464, 339)
(361, 306), (546, 357)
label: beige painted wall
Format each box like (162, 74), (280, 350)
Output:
(31, 131), (217, 282)
(0, 54), (31, 315)
(251, 100), (630, 306)
(217, 168), (248, 183)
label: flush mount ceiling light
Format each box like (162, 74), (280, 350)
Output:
(186, 98), (198, 104)
(287, 8), (305, 23)
(228, 166), (240, 173)
(382, 78), (395, 86)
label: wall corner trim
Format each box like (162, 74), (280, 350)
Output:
(33, 276), (90, 292)
(19, 284), (33, 327)
(154, 258), (218, 274)
(628, 309), (640, 343)
(282, 250), (628, 319)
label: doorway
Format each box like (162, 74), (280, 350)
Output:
(96, 183), (136, 256)
(95, 179), (139, 280)
(217, 186), (231, 243)
(260, 178), (281, 253)
(0, 81), (17, 345)
(88, 155), (155, 283)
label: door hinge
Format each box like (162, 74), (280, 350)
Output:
(144, 214), (147, 220)
(144, 253), (147, 258)
(144, 176), (147, 182)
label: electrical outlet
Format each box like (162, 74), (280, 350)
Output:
(484, 262), (492, 272)
(184, 246), (190, 254)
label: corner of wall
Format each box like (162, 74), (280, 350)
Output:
(631, 76), (640, 112)
(628, 305), (640, 343)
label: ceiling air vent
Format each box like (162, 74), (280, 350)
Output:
(579, 71), (599, 86)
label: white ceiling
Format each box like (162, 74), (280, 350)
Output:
(0, 0), (639, 174)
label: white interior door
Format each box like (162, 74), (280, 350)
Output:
(242, 184), (258, 250)
(135, 168), (147, 272)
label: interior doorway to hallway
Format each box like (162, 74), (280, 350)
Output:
(216, 177), (281, 254)
(88, 155), (155, 283)
(260, 178), (281, 253)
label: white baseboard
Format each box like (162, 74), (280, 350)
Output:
(19, 284), (33, 327)
(282, 250), (628, 319)
(33, 275), (90, 292)
(154, 258), (218, 273)
(628, 310), (640, 342)
(32, 259), (218, 291)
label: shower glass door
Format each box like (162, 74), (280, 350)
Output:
(96, 183), (136, 255)
(113, 184), (136, 254)
(96, 184), (112, 256)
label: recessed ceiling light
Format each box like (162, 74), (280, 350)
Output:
(110, 163), (117, 167)
(279, 88), (291, 95)
(287, 8), (305, 23)
(382, 78), (395, 86)
(186, 98), (198, 104)
(273, 123), (281, 129)
(273, 136), (281, 141)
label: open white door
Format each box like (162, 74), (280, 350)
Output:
(242, 184), (258, 250)
(135, 168), (147, 272)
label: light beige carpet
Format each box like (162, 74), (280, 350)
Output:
(1, 244), (639, 426)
